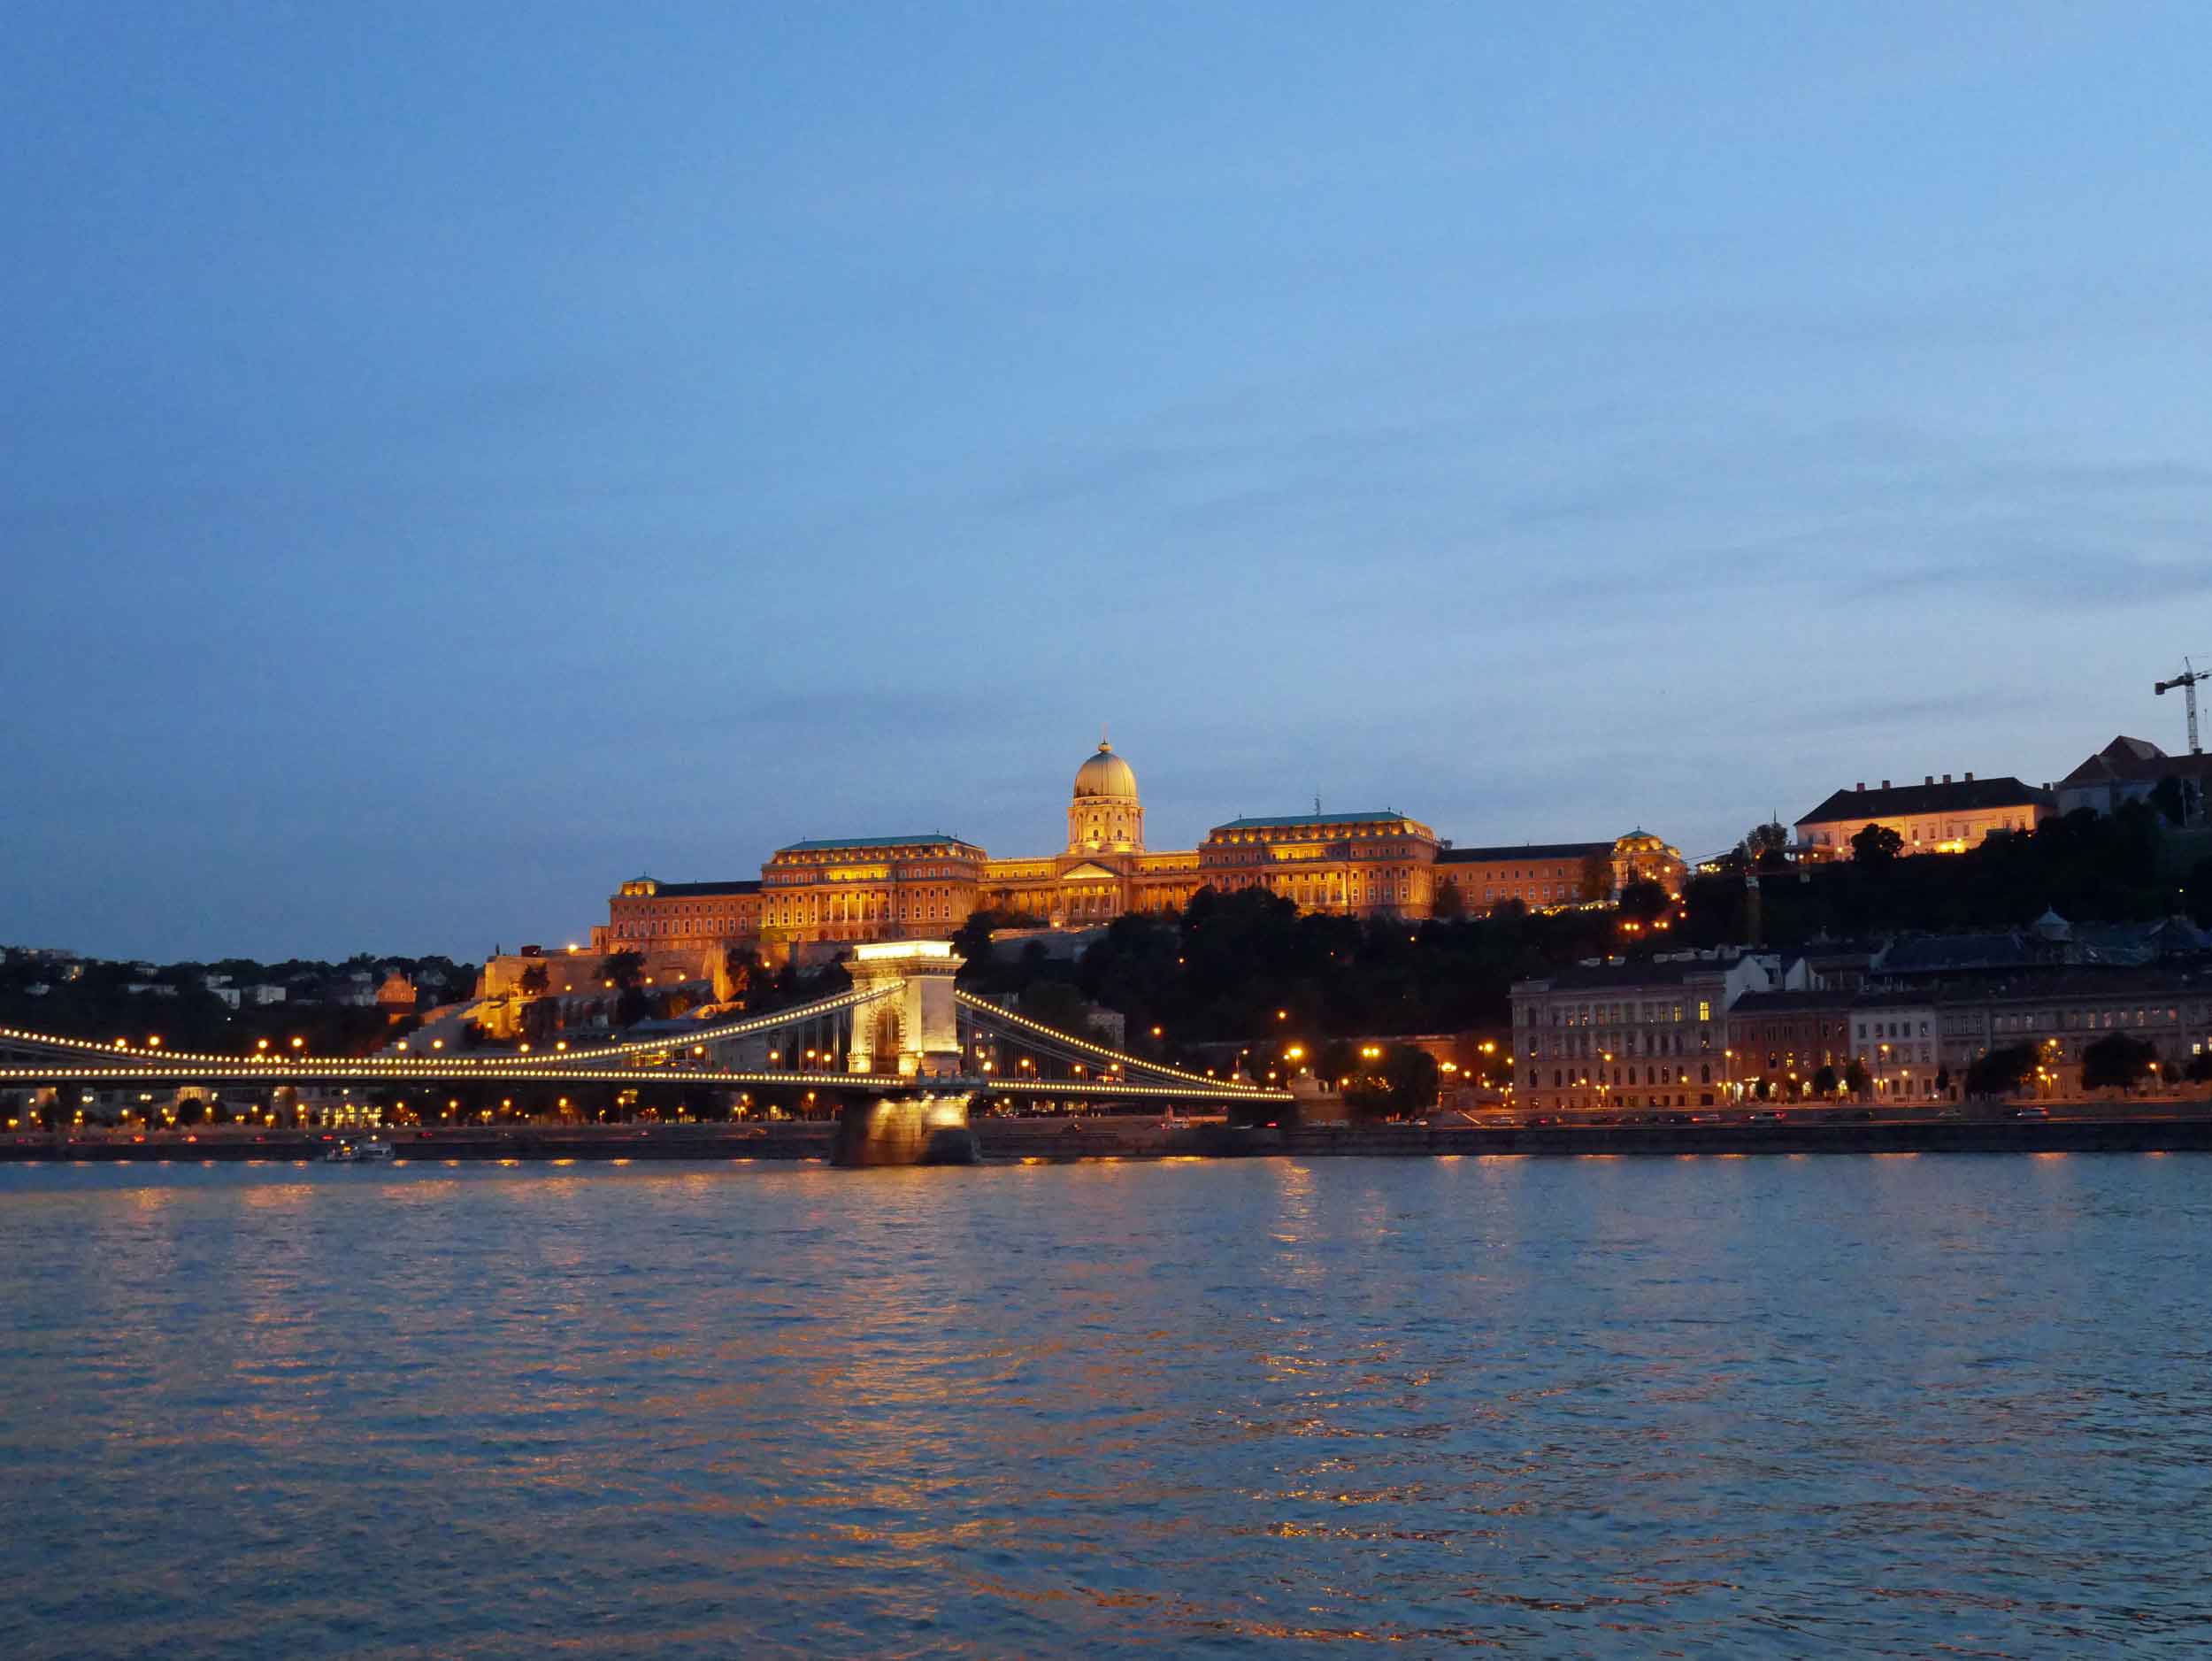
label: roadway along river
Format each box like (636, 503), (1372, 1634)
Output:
(4, 1154), (2209, 1657)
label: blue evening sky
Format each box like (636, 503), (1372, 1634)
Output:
(4, 2), (2209, 960)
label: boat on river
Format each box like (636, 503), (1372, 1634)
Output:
(322, 1138), (395, 1164)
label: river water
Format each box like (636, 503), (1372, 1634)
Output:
(3, 1152), (2208, 1657)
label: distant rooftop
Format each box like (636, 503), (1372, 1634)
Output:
(1796, 776), (2052, 826)
(1209, 812), (1425, 834)
(650, 880), (761, 897)
(2059, 735), (2212, 787)
(1439, 841), (1612, 864)
(1517, 956), (1746, 991)
(777, 834), (973, 854)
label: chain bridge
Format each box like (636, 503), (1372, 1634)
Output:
(0, 942), (1287, 1165)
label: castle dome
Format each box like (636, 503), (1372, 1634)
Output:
(1072, 742), (1138, 800)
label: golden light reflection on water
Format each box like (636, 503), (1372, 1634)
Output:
(2, 1155), (2205, 1655)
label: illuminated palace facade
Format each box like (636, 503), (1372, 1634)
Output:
(591, 742), (1682, 959)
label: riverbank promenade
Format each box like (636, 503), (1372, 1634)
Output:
(13, 1100), (2212, 1163)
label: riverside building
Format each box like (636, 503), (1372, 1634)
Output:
(1512, 950), (1801, 1115)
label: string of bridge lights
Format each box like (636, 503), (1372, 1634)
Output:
(0, 985), (895, 1074)
(0, 985), (1280, 1103)
(955, 992), (1263, 1091)
(0, 1063), (1286, 1103)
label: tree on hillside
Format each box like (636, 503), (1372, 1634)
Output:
(2150, 775), (2199, 828)
(595, 950), (644, 990)
(1746, 821), (1790, 869)
(2189, 857), (2212, 930)
(1018, 978), (1106, 1043)
(718, 946), (761, 1006)
(949, 912), (999, 975)
(1851, 823), (1904, 864)
(1432, 878), (1465, 920)
(1579, 853), (1613, 902)
(518, 962), (549, 996)
(2081, 1033), (2157, 1092)
(1618, 879), (1670, 924)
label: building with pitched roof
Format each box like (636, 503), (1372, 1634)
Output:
(2055, 735), (2212, 820)
(1793, 773), (2054, 858)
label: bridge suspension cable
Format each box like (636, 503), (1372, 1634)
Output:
(952, 991), (1266, 1093)
(0, 984), (895, 1077)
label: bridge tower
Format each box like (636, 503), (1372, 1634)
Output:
(842, 940), (964, 1078)
(833, 941), (979, 1166)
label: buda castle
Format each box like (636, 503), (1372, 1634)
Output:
(587, 741), (1684, 965)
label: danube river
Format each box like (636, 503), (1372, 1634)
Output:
(4, 1155), (2209, 1657)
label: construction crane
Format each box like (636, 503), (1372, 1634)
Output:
(2154, 657), (2207, 755)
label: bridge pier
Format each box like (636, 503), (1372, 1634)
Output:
(831, 1093), (980, 1167)
(832, 942), (979, 1167)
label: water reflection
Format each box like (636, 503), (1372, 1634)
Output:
(3, 1156), (2211, 1657)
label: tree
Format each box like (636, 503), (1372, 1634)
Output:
(1018, 978), (1106, 1043)
(2187, 1050), (2212, 1085)
(1964, 1044), (2035, 1098)
(1851, 823), (1905, 864)
(1344, 1043), (1439, 1119)
(2150, 775), (2197, 827)
(1812, 1064), (1839, 1098)
(2081, 1033), (2157, 1092)
(518, 962), (549, 996)
(1843, 1057), (1870, 1097)
(1578, 853), (1614, 903)
(1746, 821), (1790, 870)
(521, 993), (561, 1043)
(949, 912), (999, 973)
(35, 1087), (74, 1132)
(718, 946), (761, 1006)
(1316, 1037), (1359, 1089)
(1618, 880), (1670, 924)
(1432, 879), (1466, 920)
(1933, 1065), (1951, 1098)
(595, 950), (643, 990)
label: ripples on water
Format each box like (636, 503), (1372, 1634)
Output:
(4, 1153), (2210, 1657)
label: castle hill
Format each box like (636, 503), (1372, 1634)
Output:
(7, 725), (2212, 1164)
